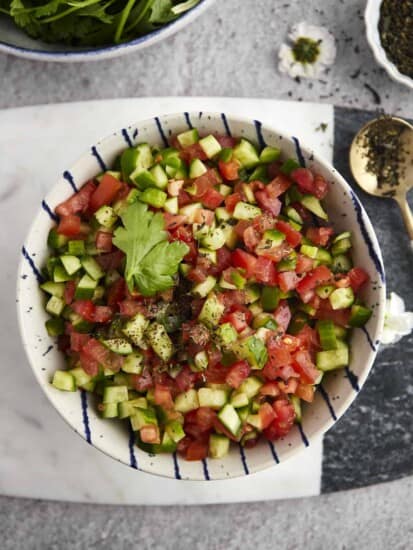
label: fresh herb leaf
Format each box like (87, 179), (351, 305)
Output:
(113, 200), (188, 297)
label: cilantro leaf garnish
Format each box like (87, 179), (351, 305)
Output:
(113, 201), (188, 297)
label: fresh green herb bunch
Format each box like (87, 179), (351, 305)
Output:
(0, 0), (201, 47)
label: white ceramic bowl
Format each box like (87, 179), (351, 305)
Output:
(0, 0), (215, 62)
(17, 112), (386, 480)
(365, 0), (413, 89)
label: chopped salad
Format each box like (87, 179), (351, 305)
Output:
(41, 127), (372, 461)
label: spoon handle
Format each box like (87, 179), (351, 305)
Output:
(395, 194), (413, 243)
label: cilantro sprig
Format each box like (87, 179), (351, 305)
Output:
(113, 201), (188, 297)
(2, 0), (201, 47)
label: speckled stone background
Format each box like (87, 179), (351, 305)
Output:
(1, 0), (413, 548)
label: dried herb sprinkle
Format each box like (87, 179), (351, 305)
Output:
(379, 0), (413, 78)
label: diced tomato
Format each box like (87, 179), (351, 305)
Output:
(179, 143), (208, 163)
(82, 338), (110, 365)
(89, 173), (122, 213)
(140, 426), (160, 444)
(314, 300), (351, 327)
(201, 188), (225, 209)
(252, 214), (276, 234)
(178, 189), (192, 207)
(313, 174), (329, 199)
(57, 214), (81, 237)
(278, 378), (298, 394)
(348, 267), (369, 292)
(275, 220), (302, 248)
(177, 436), (192, 455)
(55, 181), (96, 217)
(215, 135), (237, 148)
(57, 335), (70, 353)
(267, 339), (292, 368)
(212, 246), (232, 274)
(291, 168), (314, 194)
(185, 440), (209, 461)
(259, 382), (280, 397)
(175, 366), (198, 392)
(259, 402), (277, 429)
(154, 384), (174, 409)
(70, 332), (89, 353)
(295, 325), (319, 352)
(256, 241), (292, 263)
(187, 265), (208, 284)
(255, 190), (282, 217)
(277, 271), (299, 293)
(255, 256), (278, 285)
(95, 230), (113, 253)
(296, 265), (333, 301)
(184, 240), (198, 264)
(221, 306), (252, 333)
(243, 225), (261, 251)
(266, 175), (292, 198)
(234, 220), (251, 239)
(225, 360), (250, 388)
(170, 224), (193, 244)
(218, 159), (240, 181)
(64, 280), (76, 305)
(225, 192), (242, 213)
(79, 352), (99, 376)
(93, 306), (113, 323)
(107, 278), (126, 307)
(193, 209), (215, 226)
(96, 250), (125, 271)
(264, 399), (295, 440)
(306, 226), (334, 247)
(167, 179), (185, 197)
(267, 162), (282, 180)
(280, 334), (301, 352)
(296, 383), (315, 402)
(335, 275), (351, 288)
(163, 213), (187, 231)
(131, 366), (153, 392)
(119, 299), (146, 317)
(72, 299), (95, 322)
(193, 170), (218, 198)
(205, 362), (230, 384)
(212, 417), (240, 441)
(231, 249), (257, 278)
(194, 407), (216, 431)
(273, 301), (292, 331)
(292, 350), (319, 384)
(295, 254), (314, 274)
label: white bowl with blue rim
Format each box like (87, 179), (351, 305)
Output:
(0, 0), (215, 62)
(365, 0), (413, 90)
(17, 112), (386, 480)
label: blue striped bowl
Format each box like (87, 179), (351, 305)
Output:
(0, 0), (215, 62)
(17, 112), (386, 480)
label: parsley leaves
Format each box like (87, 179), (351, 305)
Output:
(2, 0), (201, 47)
(113, 201), (188, 297)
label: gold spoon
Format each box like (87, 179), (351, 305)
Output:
(349, 116), (413, 243)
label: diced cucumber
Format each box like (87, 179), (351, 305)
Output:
(47, 229), (68, 250)
(60, 255), (81, 276)
(175, 389), (199, 413)
(198, 293), (225, 327)
(233, 138), (260, 169)
(46, 295), (65, 317)
(248, 165), (269, 183)
(53, 265), (72, 283)
(199, 248), (217, 264)
(329, 287), (355, 310)
(233, 201), (262, 220)
(41, 281), (65, 298)
(122, 351), (143, 374)
(239, 376), (263, 399)
(242, 183), (256, 204)
(221, 223), (238, 249)
(166, 420), (186, 443)
(290, 395), (302, 423)
(150, 164), (168, 189)
(315, 248), (332, 265)
(199, 135), (222, 159)
(69, 312), (93, 333)
(103, 385), (128, 404)
(102, 338), (133, 355)
(125, 144), (153, 181)
(277, 251), (297, 272)
(146, 322), (174, 361)
(316, 345), (349, 371)
(177, 128), (199, 147)
(52, 370), (76, 392)
(209, 434), (230, 459)
(219, 184), (232, 197)
(218, 404), (241, 436)
(333, 231), (351, 243)
(215, 207), (231, 222)
(230, 391), (249, 408)
(126, 188), (140, 204)
(332, 237), (352, 256)
(202, 227), (226, 250)
(100, 403), (119, 418)
(75, 274), (98, 300)
(237, 405), (251, 422)
(316, 320), (338, 350)
(300, 195), (328, 220)
(300, 244), (318, 259)
(260, 146), (281, 163)
(219, 147), (233, 162)
(331, 254), (352, 273)
(45, 317), (65, 336)
(81, 256), (104, 280)
(69, 367), (93, 389)
(216, 323), (238, 347)
(130, 407), (158, 430)
(263, 229), (286, 246)
(349, 305), (372, 327)
(236, 336), (268, 370)
(67, 240), (85, 256)
(198, 388), (228, 409)
(284, 205), (303, 224)
(140, 188), (167, 208)
(281, 158), (300, 175)
(252, 312), (277, 330)
(244, 284), (261, 304)
(164, 197), (179, 214)
(179, 263), (191, 277)
(193, 351), (209, 371)
(246, 413), (262, 431)
(132, 170), (157, 190)
(179, 202), (202, 223)
(192, 275), (217, 298)
(189, 158), (207, 179)
(261, 286), (280, 312)
(316, 284), (335, 299)
(94, 205), (118, 229)
(123, 313), (149, 347)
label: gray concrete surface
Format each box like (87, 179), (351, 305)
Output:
(1, 0), (413, 548)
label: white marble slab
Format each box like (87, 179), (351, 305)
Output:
(0, 97), (333, 504)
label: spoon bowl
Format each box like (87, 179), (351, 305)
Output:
(349, 116), (413, 242)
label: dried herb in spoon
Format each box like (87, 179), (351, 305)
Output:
(379, 0), (413, 79)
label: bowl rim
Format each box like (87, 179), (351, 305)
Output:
(0, 0), (215, 62)
(16, 111), (386, 480)
(365, 0), (413, 90)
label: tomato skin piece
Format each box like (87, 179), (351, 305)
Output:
(95, 230), (113, 253)
(231, 249), (257, 279)
(306, 226), (334, 247)
(263, 399), (295, 440)
(57, 214), (81, 237)
(201, 188), (225, 209)
(266, 175), (292, 197)
(193, 407), (217, 432)
(277, 271), (300, 293)
(348, 267), (369, 292)
(225, 192), (242, 213)
(72, 299), (96, 322)
(89, 173), (122, 213)
(259, 402), (277, 429)
(255, 191), (282, 217)
(55, 181), (96, 217)
(291, 168), (314, 194)
(275, 220), (302, 247)
(218, 160), (239, 181)
(255, 257), (278, 285)
(225, 360), (251, 388)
